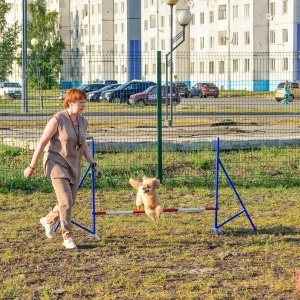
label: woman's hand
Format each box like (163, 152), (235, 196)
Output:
(24, 166), (35, 178)
(93, 165), (104, 178)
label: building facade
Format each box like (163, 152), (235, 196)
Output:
(5, 0), (300, 91)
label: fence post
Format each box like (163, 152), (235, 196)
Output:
(157, 51), (163, 183)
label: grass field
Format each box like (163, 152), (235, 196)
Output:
(1, 145), (300, 299)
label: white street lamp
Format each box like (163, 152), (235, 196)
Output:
(31, 38), (39, 47)
(164, 2), (192, 127)
(31, 38), (43, 109)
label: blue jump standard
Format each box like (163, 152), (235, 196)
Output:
(211, 137), (257, 235)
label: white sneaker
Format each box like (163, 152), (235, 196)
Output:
(40, 217), (56, 239)
(63, 238), (77, 249)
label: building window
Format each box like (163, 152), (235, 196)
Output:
(233, 5), (238, 19)
(144, 64), (148, 74)
(152, 64), (156, 74)
(283, 58), (288, 70)
(270, 58), (275, 71)
(144, 20), (148, 31)
(233, 59), (239, 72)
(121, 23), (124, 33)
(209, 11), (214, 23)
(92, 25), (95, 35)
(210, 36), (214, 48)
(91, 5), (94, 15)
(121, 44), (124, 52)
(218, 31), (227, 45)
(219, 61), (225, 74)
(270, 30), (275, 43)
(84, 24), (88, 36)
(144, 42), (148, 52)
(114, 44), (118, 52)
(115, 24), (118, 34)
(282, 29), (288, 43)
(233, 32), (238, 45)
(200, 12), (204, 24)
(161, 39), (165, 50)
(200, 37), (204, 49)
(209, 61), (214, 74)
(150, 14), (156, 28)
(98, 25), (101, 34)
(121, 2), (125, 13)
(218, 5), (226, 20)
(283, 0), (288, 14)
(150, 38), (156, 50)
(161, 63), (165, 74)
(244, 59), (250, 72)
(98, 4), (101, 13)
(270, 2), (276, 15)
(190, 62), (195, 74)
(244, 4), (250, 18)
(84, 4), (88, 16)
(190, 38), (195, 51)
(244, 31), (250, 44)
(199, 61), (204, 73)
(144, 0), (148, 9)
(191, 14), (195, 25)
(114, 3), (118, 14)
(161, 16), (165, 27)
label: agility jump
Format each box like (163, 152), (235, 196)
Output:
(55, 138), (257, 238)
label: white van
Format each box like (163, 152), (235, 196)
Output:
(0, 82), (22, 99)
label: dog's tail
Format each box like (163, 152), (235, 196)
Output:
(129, 178), (142, 190)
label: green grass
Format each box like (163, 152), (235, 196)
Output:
(1, 145), (300, 298)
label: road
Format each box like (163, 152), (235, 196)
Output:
(1, 97), (300, 121)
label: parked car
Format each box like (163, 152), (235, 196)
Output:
(163, 82), (188, 98)
(188, 82), (219, 98)
(174, 82), (189, 98)
(58, 83), (107, 100)
(99, 84), (122, 101)
(129, 85), (181, 106)
(274, 81), (300, 102)
(0, 82), (22, 99)
(99, 80), (118, 85)
(107, 80), (156, 103)
(87, 84), (121, 102)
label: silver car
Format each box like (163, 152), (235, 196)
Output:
(274, 82), (300, 102)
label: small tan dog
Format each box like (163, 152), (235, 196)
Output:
(129, 177), (162, 221)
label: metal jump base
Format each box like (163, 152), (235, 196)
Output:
(55, 138), (257, 238)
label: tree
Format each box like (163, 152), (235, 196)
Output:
(0, 0), (20, 81)
(27, 0), (65, 89)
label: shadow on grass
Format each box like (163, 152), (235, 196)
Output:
(223, 225), (299, 236)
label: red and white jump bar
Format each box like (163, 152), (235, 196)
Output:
(95, 207), (215, 215)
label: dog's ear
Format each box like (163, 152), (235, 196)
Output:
(153, 179), (160, 189)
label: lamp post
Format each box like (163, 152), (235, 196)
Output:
(165, 0), (192, 126)
(22, 0), (28, 112)
(31, 38), (43, 110)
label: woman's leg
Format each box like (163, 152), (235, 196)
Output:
(47, 178), (77, 240)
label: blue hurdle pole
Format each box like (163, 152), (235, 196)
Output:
(211, 138), (257, 234)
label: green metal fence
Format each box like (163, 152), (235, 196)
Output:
(1, 51), (300, 188)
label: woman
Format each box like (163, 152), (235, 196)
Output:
(24, 88), (103, 249)
(282, 80), (290, 104)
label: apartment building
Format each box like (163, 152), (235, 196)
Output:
(142, 0), (300, 90)
(5, 0), (300, 90)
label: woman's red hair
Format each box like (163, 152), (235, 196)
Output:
(63, 88), (87, 108)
